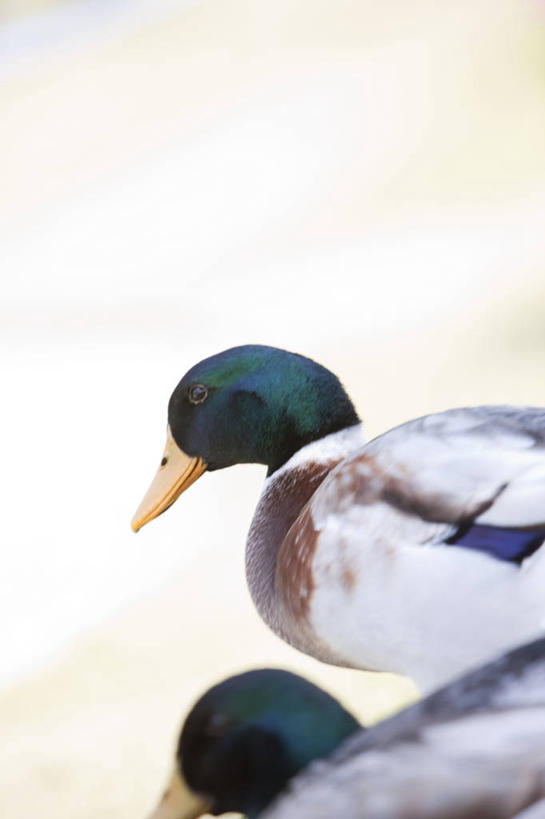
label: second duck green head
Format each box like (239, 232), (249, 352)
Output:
(149, 668), (360, 819)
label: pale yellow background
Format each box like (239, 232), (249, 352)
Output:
(1, 1), (544, 817)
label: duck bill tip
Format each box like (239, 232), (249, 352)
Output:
(146, 769), (211, 819)
(131, 427), (206, 532)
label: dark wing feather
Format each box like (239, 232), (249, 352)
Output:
(445, 523), (545, 564)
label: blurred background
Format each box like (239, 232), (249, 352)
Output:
(1, 0), (544, 816)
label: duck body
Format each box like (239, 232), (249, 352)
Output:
(132, 346), (545, 691)
(264, 638), (545, 819)
(150, 639), (545, 819)
(249, 406), (545, 691)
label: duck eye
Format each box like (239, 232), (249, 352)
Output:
(188, 384), (208, 405)
(160, 456), (168, 467)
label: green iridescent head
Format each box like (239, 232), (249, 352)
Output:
(151, 669), (360, 819)
(132, 345), (360, 531)
(168, 345), (360, 474)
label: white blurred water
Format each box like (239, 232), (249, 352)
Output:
(0, 0), (202, 77)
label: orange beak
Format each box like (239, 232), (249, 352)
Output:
(146, 769), (211, 819)
(131, 426), (207, 532)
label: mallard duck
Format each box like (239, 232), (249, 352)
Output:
(132, 345), (545, 691)
(148, 668), (360, 819)
(148, 639), (545, 819)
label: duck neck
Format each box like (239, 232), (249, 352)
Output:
(245, 424), (365, 644)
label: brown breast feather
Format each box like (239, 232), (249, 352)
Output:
(275, 461), (339, 628)
(277, 503), (319, 623)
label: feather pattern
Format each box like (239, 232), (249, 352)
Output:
(247, 407), (545, 690)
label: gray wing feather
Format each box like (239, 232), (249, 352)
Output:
(312, 406), (545, 533)
(264, 639), (545, 819)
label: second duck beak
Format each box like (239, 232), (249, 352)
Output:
(131, 427), (207, 532)
(147, 769), (211, 819)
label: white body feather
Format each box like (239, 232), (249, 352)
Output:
(311, 516), (545, 691)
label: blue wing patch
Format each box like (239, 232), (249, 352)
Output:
(445, 523), (545, 564)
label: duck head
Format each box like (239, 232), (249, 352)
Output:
(132, 345), (359, 531)
(148, 668), (360, 819)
